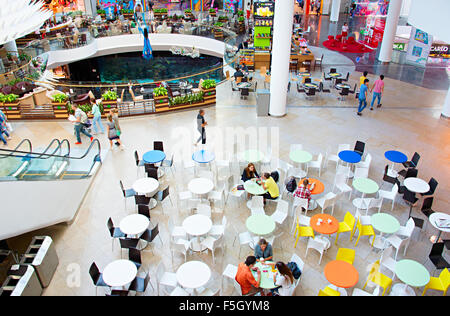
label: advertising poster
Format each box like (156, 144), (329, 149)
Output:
(44, 0), (79, 13)
(254, 1), (274, 19)
(406, 27), (433, 67)
(224, 0), (243, 11)
(352, 0), (389, 16)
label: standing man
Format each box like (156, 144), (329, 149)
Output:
(370, 74), (384, 110)
(195, 109), (207, 146)
(72, 104), (93, 145)
(359, 71), (368, 86)
(357, 78), (369, 116)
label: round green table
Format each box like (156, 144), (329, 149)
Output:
(244, 180), (267, 196)
(352, 177), (379, 213)
(391, 260), (430, 296)
(246, 214), (276, 236)
(251, 262), (277, 290)
(289, 150), (312, 178)
(241, 150), (265, 163)
(370, 213), (400, 249)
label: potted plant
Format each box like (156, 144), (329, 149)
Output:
(153, 86), (169, 110)
(51, 93), (69, 118)
(237, 10), (244, 16)
(52, 93), (68, 105)
(209, 8), (216, 16)
(101, 90), (118, 108)
(4, 93), (19, 105)
(218, 15), (228, 22)
(97, 9), (106, 17)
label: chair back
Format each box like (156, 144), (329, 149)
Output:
(158, 186), (170, 202)
(119, 238), (139, 250)
(134, 151), (140, 166)
(422, 197), (433, 211)
(330, 68), (337, 73)
(135, 194), (150, 205)
(89, 262), (101, 284)
(439, 268), (450, 285)
(411, 152), (420, 167)
(405, 168), (418, 179)
(107, 218), (115, 236)
(119, 180), (125, 195)
(430, 242), (444, 258)
(404, 217), (415, 237)
(154, 141), (164, 152)
(146, 167), (158, 180)
(340, 87), (349, 95)
(304, 78), (312, 84)
(428, 178), (438, 195)
(277, 200), (289, 214)
(129, 248), (142, 264)
(338, 143), (351, 152)
(354, 141), (365, 156)
(344, 212), (356, 229)
(138, 204), (151, 218)
(293, 197), (308, 212)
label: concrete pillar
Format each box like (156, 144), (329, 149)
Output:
(442, 87), (450, 119)
(330, 0), (341, 22)
(268, 0), (294, 117)
(378, 0), (403, 63)
(4, 40), (18, 56)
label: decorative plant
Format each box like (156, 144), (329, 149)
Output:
(4, 94), (19, 103)
(214, 22), (224, 28)
(209, 8), (216, 13)
(153, 86), (168, 97)
(238, 16), (245, 22)
(97, 9), (106, 15)
(18, 53), (31, 62)
(184, 9), (192, 14)
(202, 79), (216, 90)
(155, 8), (168, 13)
(218, 15), (228, 20)
(7, 78), (22, 87)
(238, 10), (244, 16)
(0, 93), (6, 103)
(52, 93), (68, 103)
(101, 90), (118, 101)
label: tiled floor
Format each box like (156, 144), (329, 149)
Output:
(3, 70), (450, 296)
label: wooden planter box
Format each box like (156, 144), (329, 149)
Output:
(154, 11), (168, 17)
(122, 13), (134, 19)
(51, 101), (69, 119)
(209, 12), (216, 17)
(218, 18), (228, 23)
(2, 102), (21, 119)
(153, 95), (169, 112)
(200, 87), (217, 105)
(214, 30), (223, 39)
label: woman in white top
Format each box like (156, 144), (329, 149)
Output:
(271, 262), (295, 296)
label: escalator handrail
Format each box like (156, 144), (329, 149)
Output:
(27, 138), (62, 160)
(0, 139), (32, 159)
(60, 139), (71, 157)
(0, 138), (101, 161)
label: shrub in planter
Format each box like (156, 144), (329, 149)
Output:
(238, 16), (245, 22)
(184, 9), (192, 14)
(97, 9), (106, 15)
(52, 93), (68, 104)
(209, 9), (216, 14)
(2, 93), (19, 104)
(201, 79), (216, 90)
(153, 86), (168, 97)
(238, 10), (244, 16)
(101, 90), (118, 101)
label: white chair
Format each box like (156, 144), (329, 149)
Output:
(267, 232), (284, 254)
(232, 279), (244, 296)
(291, 202), (309, 233)
(385, 235), (409, 260)
(249, 196), (265, 215)
(354, 167), (369, 179)
(378, 183), (398, 212)
(178, 190), (193, 210)
(379, 246), (397, 279)
(233, 230), (253, 257)
(293, 197), (309, 215)
(326, 143), (350, 170)
(316, 192), (337, 214)
(187, 198), (202, 213)
(183, 159), (196, 174)
(305, 237), (327, 264)
(366, 197), (383, 215)
(170, 286), (190, 296)
(201, 234), (225, 264)
(336, 164), (351, 177)
(196, 204), (212, 217)
(261, 147), (272, 168)
(171, 239), (190, 263)
(355, 209), (371, 226)
(208, 183), (226, 211)
(156, 262), (178, 296)
(396, 217), (415, 239)
(271, 200), (289, 225)
(357, 153), (372, 169)
(225, 176), (245, 206)
(333, 173), (352, 198)
(352, 288), (378, 296)
(298, 214), (311, 226)
(289, 253), (305, 284)
(307, 153), (323, 176)
(168, 218), (187, 241)
(198, 280), (221, 296)
(209, 216), (227, 237)
(222, 263), (238, 291)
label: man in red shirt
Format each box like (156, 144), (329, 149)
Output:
(235, 256), (262, 295)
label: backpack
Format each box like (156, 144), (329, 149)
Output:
(285, 177), (297, 193)
(270, 170), (279, 183)
(287, 261), (302, 280)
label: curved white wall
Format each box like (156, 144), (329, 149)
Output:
(408, 0), (450, 43)
(46, 33), (226, 69)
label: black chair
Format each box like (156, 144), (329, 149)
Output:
(398, 167), (418, 179)
(349, 83), (357, 94)
(135, 194), (151, 206)
(89, 262), (109, 296)
(354, 141), (365, 156)
(304, 87), (316, 99)
(140, 224), (163, 252)
(145, 165), (159, 180)
(329, 68), (337, 74)
(304, 77), (312, 84)
(129, 272), (152, 293)
(419, 197), (435, 230)
(107, 218), (126, 251)
(382, 165), (397, 187)
(319, 82), (330, 93)
(323, 72), (332, 82)
(335, 78), (343, 85)
(120, 181), (136, 210)
(119, 238), (139, 258)
(137, 204), (151, 220)
(427, 243), (450, 275)
(134, 150), (145, 168)
(297, 83), (305, 93)
(402, 152), (420, 169)
(403, 189), (419, 216)
(128, 248), (143, 271)
(421, 178), (438, 196)
(338, 87), (349, 100)
(240, 88), (249, 99)
(342, 72), (350, 82)
(155, 186), (174, 212)
(106, 290), (129, 296)
(153, 141), (164, 152)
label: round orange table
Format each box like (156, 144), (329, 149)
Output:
(310, 214), (338, 249)
(324, 260), (359, 296)
(298, 178), (324, 195)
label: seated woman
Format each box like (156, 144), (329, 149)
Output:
(268, 262), (295, 296)
(261, 172), (280, 202)
(241, 163), (259, 182)
(254, 238), (273, 263)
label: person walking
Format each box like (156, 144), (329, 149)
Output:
(357, 78), (369, 116)
(195, 109), (207, 146)
(91, 101), (105, 134)
(0, 113), (11, 146)
(106, 113), (123, 150)
(370, 74), (384, 110)
(111, 108), (123, 147)
(72, 104), (93, 145)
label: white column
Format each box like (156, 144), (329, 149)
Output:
(442, 87), (450, 119)
(378, 0), (403, 63)
(4, 40), (18, 56)
(268, 0), (294, 117)
(330, 0), (341, 22)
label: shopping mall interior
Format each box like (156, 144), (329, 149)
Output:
(0, 0), (448, 298)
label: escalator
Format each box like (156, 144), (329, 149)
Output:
(0, 139), (102, 181)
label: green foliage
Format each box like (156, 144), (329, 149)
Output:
(214, 22), (224, 28)
(7, 78), (21, 87)
(201, 79), (216, 90)
(238, 16), (245, 22)
(154, 8), (168, 13)
(120, 9), (133, 14)
(184, 9), (192, 14)
(209, 8), (216, 13)
(19, 53), (31, 63)
(97, 9), (106, 15)
(238, 10), (244, 16)
(101, 90), (118, 101)
(0, 93), (5, 103)
(0, 93), (19, 103)
(52, 93), (68, 103)
(169, 91), (204, 106)
(153, 86), (168, 97)
(218, 16), (228, 21)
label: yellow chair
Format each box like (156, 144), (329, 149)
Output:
(363, 260), (392, 296)
(335, 212), (356, 245)
(318, 286), (340, 296)
(422, 268), (450, 296)
(294, 218), (314, 248)
(336, 248), (356, 265)
(354, 219), (375, 247)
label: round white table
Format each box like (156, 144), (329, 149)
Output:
(404, 177), (430, 217)
(188, 178), (214, 197)
(182, 214), (212, 252)
(102, 260), (138, 288)
(429, 212), (450, 243)
(120, 214), (150, 250)
(176, 261), (211, 289)
(132, 178), (159, 196)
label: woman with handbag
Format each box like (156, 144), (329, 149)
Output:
(106, 113), (123, 150)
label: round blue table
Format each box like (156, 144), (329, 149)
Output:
(384, 150), (407, 177)
(192, 150), (215, 163)
(338, 150), (362, 164)
(143, 150), (166, 164)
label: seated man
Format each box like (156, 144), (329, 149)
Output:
(234, 67), (244, 80)
(254, 238), (273, 263)
(235, 256), (262, 296)
(261, 172), (280, 202)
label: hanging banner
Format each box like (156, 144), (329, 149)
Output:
(405, 27), (433, 67)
